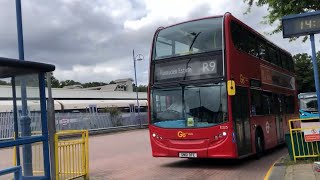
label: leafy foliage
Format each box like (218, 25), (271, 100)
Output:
(51, 75), (60, 88)
(104, 106), (122, 126)
(104, 106), (121, 117)
(82, 82), (107, 88)
(133, 84), (148, 92)
(293, 53), (314, 92)
(293, 51), (320, 93)
(59, 80), (82, 88)
(0, 80), (10, 85)
(244, 0), (320, 37)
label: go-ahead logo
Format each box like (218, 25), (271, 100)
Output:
(177, 131), (194, 138)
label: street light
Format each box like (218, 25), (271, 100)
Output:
(132, 49), (144, 128)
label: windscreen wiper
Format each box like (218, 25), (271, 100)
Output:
(189, 32), (201, 51)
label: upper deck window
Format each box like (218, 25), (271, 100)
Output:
(154, 17), (223, 60)
(230, 20), (295, 73)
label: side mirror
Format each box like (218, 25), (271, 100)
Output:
(227, 80), (236, 96)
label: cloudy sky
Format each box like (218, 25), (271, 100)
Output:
(0, 0), (318, 85)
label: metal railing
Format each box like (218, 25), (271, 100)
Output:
(13, 141), (44, 176)
(13, 130), (89, 180)
(289, 118), (320, 161)
(0, 166), (22, 180)
(55, 130), (89, 180)
(0, 113), (14, 140)
(1, 112), (147, 140)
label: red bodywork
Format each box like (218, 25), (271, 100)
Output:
(148, 13), (299, 159)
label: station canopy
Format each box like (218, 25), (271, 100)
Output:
(0, 57), (55, 78)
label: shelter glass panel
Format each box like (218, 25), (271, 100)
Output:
(15, 74), (42, 137)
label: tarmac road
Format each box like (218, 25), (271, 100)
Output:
(89, 129), (287, 180)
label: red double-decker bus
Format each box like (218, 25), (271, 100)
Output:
(148, 13), (298, 159)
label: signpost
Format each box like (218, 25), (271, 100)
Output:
(301, 122), (320, 142)
(283, 11), (320, 118)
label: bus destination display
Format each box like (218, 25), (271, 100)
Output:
(283, 12), (320, 38)
(154, 54), (223, 83)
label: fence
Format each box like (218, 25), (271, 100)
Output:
(0, 166), (22, 180)
(0, 113), (14, 140)
(1, 112), (148, 140)
(55, 130), (89, 180)
(55, 112), (147, 131)
(13, 130), (89, 180)
(13, 141), (45, 175)
(289, 118), (320, 162)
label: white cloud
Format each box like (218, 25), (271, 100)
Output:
(0, 0), (318, 85)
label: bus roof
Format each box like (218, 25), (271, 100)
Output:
(298, 92), (317, 99)
(227, 14), (292, 56)
(155, 13), (292, 56)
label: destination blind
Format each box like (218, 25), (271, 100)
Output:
(154, 53), (223, 83)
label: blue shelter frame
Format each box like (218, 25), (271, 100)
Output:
(0, 57), (55, 179)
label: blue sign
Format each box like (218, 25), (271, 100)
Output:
(283, 11), (320, 38)
(282, 11), (320, 119)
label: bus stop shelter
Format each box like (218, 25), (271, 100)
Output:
(0, 57), (55, 179)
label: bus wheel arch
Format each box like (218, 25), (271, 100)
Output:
(255, 126), (265, 158)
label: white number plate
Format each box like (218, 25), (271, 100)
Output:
(179, 152), (197, 158)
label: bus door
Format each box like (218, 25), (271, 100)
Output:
(274, 94), (284, 143)
(232, 87), (252, 156)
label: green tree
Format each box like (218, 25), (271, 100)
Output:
(60, 80), (81, 88)
(244, 0), (320, 36)
(82, 82), (107, 88)
(104, 106), (122, 126)
(109, 81), (116, 84)
(293, 53), (314, 92)
(0, 80), (10, 85)
(51, 75), (60, 88)
(133, 84), (148, 92)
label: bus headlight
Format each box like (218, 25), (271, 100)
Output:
(152, 133), (162, 139)
(222, 132), (227, 136)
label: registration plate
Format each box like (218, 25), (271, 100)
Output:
(179, 152), (197, 158)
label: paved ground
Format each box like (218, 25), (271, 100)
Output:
(0, 147), (14, 179)
(285, 163), (319, 180)
(89, 129), (287, 180)
(268, 154), (320, 180)
(0, 129), (287, 180)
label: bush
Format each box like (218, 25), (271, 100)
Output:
(104, 106), (122, 126)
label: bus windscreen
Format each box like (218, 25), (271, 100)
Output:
(151, 83), (228, 128)
(153, 17), (223, 60)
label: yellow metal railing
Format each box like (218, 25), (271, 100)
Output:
(13, 130), (89, 180)
(289, 118), (320, 162)
(55, 130), (89, 180)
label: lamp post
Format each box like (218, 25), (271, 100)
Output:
(132, 49), (144, 128)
